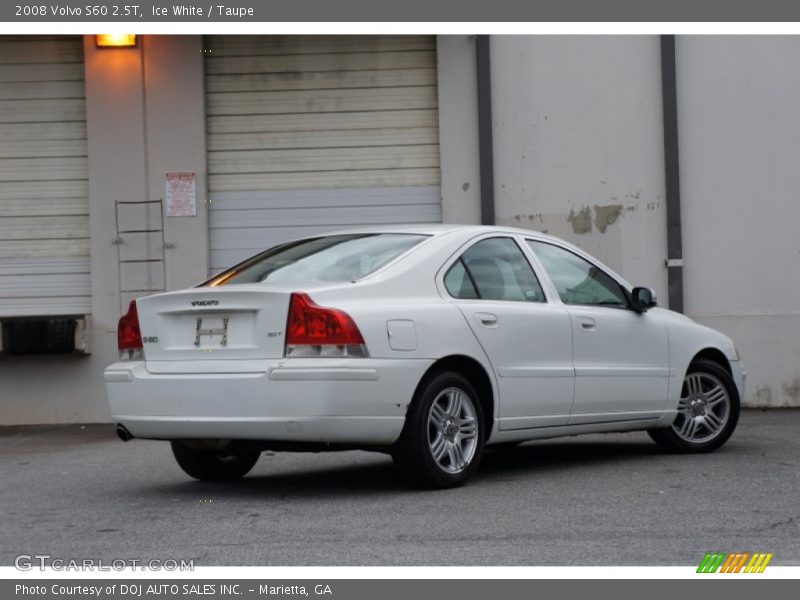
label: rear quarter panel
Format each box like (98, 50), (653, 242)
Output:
(309, 283), (501, 421)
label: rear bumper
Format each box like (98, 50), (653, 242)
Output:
(105, 358), (433, 445)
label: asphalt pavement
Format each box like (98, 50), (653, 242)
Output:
(1, 409), (798, 566)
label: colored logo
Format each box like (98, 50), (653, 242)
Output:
(697, 552), (773, 573)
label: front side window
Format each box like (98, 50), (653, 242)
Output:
(527, 240), (628, 308)
(205, 234), (427, 286)
(445, 237), (545, 302)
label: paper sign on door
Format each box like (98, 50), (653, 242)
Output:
(165, 172), (196, 217)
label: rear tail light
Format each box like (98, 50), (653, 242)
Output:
(118, 300), (143, 360)
(285, 292), (368, 358)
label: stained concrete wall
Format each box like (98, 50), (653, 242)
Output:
(677, 36), (800, 407)
(489, 36), (669, 302)
(0, 35), (208, 424)
(462, 35), (798, 406)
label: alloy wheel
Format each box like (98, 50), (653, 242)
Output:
(672, 372), (731, 443)
(427, 386), (479, 473)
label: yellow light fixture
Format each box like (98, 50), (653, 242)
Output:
(96, 34), (137, 48)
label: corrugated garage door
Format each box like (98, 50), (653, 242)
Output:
(0, 36), (90, 317)
(205, 35), (441, 272)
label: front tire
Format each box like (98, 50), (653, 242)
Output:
(649, 358), (740, 453)
(393, 371), (485, 489)
(171, 440), (261, 481)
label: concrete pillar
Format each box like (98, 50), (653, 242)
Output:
(141, 36), (209, 291)
(437, 35), (482, 225)
(85, 34), (208, 323)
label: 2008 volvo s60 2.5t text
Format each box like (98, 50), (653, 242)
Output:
(106, 225), (745, 488)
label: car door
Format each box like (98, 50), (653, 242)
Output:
(443, 236), (574, 429)
(526, 240), (669, 424)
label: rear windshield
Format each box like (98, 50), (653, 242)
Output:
(204, 234), (427, 286)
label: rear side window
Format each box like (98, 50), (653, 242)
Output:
(445, 237), (545, 302)
(443, 260), (478, 299)
(205, 234), (427, 286)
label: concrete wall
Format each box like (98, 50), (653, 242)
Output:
(490, 36), (669, 302)
(0, 35), (208, 424)
(677, 36), (800, 407)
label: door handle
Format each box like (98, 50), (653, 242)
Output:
(475, 312), (499, 327)
(578, 317), (596, 331)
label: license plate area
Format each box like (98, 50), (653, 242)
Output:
(193, 314), (230, 348)
(152, 310), (261, 355)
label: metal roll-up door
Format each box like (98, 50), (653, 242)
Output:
(205, 35), (442, 272)
(0, 36), (90, 317)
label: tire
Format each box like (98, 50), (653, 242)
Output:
(648, 358), (740, 453)
(170, 440), (261, 481)
(393, 371), (485, 489)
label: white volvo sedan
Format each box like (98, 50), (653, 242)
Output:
(105, 225), (745, 488)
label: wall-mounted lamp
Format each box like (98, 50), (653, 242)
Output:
(96, 34), (137, 48)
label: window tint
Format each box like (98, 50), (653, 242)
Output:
(444, 259), (478, 299)
(527, 241), (628, 308)
(446, 237), (545, 302)
(204, 234), (427, 286)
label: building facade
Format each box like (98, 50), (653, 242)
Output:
(1, 34), (797, 424)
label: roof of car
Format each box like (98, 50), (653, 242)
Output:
(321, 224), (629, 286)
(324, 223), (558, 240)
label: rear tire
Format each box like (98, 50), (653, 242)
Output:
(171, 440), (261, 481)
(393, 371), (485, 489)
(648, 358), (740, 453)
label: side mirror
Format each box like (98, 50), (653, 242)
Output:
(631, 287), (657, 313)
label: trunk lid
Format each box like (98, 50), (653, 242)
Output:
(135, 286), (291, 364)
